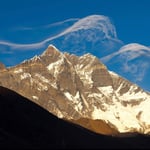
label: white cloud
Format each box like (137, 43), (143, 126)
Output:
(101, 52), (116, 63)
(123, 61), (149, 82)
(12, 18), (79, 31)
(0, 15), (121, 53)
(101, 43), (150, 82)
(58, 15), (118, 40)
(101, 43), (150, 62)
(0, 40), (44, 51)
(43, 18), (79, 29)
(119, 43), (150, 52)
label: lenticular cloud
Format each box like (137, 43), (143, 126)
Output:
(0, 15), (122, 53)
(61, 15), (118, 39)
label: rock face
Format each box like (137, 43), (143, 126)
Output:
(0, 45), (150, 136)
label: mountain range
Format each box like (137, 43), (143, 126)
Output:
(0, 45), (150, 137)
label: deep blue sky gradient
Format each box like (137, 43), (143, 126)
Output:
(0, 0), (150, 46)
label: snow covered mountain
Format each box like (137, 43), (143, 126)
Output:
(102, 43), (150, 91)
(0, 45), (150, 136)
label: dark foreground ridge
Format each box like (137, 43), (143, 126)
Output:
(0, 86), (150, 149)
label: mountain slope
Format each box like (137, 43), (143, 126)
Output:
(0, 45), (150, 135)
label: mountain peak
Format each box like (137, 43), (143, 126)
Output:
(41, 44), (61, 56)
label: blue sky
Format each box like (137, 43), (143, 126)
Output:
(0, 0), (150, 46)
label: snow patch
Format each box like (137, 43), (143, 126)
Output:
(64, 91), (80, 101)
(118, 85), (148, 100)
(64, 91), (83, 111)
(135, 98), (150, 126)
(64, 92), (73, 101)
(37, 82), (48, 91)
(50, 82), (57, 89)
(57, 111), (64, 118)
(81, 94), (89, 108)
(48, 44), (59, 50)
(74, 102), (83, 112)
(47, 57), (64, 77)
(88, 93), (103, 98)
(14, 68), (23, 74)
(20, 73), (31, 80)
(31, 55), (41, 61)
(35, 73), (49, 83)
(34, 73), (58, 89)
(98, 86), (113, 96)
(75, 64), (84, 69)
(109, 71), (119, 78)
(92, 104), (141, 133)
(32, 95), (39, 100)
(76, 69), (93, 86)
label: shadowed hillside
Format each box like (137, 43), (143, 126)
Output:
(0, 86), (150, 149)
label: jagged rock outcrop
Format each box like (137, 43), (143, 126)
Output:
(0, 45), (150, 136)
(0, 62), (6, 70)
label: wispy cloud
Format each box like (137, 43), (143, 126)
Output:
(101, 43), (150, 62)
(102, 43), (150, 82)
(1, 15), (122, 53)
(123, 61), (149, 82)
(14, 27), (34, 31)
(59, 15), (118, 40)
(12, 18), (79, 31)
(0, 18), (81, 52)
(43, 18), (79, 29)
(0, 40), (44, 51)
(0, 27), (70, 51)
